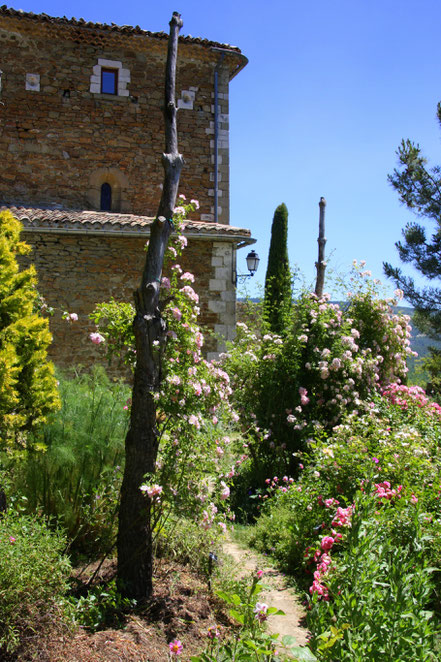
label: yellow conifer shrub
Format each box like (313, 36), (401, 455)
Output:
(0, 211), (60, 449)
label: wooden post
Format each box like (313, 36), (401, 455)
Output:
(117, 12), (184, 601)
(315, 197), (327, 298)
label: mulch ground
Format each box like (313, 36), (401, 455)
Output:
(7, 558), (233, 662)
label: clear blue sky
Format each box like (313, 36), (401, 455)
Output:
(12, 0), (441, 299)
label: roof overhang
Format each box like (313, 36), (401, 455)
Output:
(2, 206), (256, 248)
(0, 6), (248, 80)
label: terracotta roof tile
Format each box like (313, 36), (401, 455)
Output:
(2, 206), (253, 244)
(0, 5), (242, 53)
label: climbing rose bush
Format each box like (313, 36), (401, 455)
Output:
(89, 199), (238, 538)
(222, 266), (414, 482)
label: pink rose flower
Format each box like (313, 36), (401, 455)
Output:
(89, 332), (105, 345)
(321, 536), (335, 551)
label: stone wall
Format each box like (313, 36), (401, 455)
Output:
(0, 11), (241, 224)
(20, 230), (237, 370)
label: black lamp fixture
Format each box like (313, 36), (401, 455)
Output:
(235, 249), (260, 285)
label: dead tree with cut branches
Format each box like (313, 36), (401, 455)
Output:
(117, 12), (184, 601)
(315, 197), (327, 298)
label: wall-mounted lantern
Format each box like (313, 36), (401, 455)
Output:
(235, 249), (260, 285)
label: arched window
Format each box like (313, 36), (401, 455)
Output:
(100, 182), (112, 211)
(88, 168), (130, 213)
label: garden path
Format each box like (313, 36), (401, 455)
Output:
(223, 537), (310, 650)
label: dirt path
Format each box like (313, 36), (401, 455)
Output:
(222, 537), (310, 650)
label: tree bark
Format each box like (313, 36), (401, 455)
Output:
(117, 12), (184, 601)
(315, 197), (327, 298)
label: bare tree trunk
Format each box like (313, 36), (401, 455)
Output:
(315, 197), (327, 298)
(117, 12), (184, 601)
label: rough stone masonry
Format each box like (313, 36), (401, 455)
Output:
(0, 6), (255, 368)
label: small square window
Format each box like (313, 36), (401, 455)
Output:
(101, 68), (118, 95)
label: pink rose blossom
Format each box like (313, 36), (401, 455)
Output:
(321, 536), (335, 551)
(254, 602), (268, 622)
(220, 481), (230, 500)
(140, 484), (163, 501)
(188, 414), (201, 429)
(180, 285), (199, 303)
(90, 332), (105, 345)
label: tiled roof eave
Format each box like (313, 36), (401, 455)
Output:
(0, 5), (243, 54)
(2, 206), (254, 245)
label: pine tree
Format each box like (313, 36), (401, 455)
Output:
(384, 104), (441, 390)
(263, 203), (292, 334)
(0, 210), (60, 449)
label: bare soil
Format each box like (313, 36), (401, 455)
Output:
(5, 558), (233, 662)
(4, 541), (310, 662)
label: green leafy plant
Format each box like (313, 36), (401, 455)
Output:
(192, 571), (315, 661)
(0, 509), (71, 654)
(72, 579), (136, 631)
(5, 367), (129, 556)
(246, 382), (441, 658)
(307, 487), (438, 661)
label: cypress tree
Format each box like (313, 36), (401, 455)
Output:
(0, 210), (60, 449)
(263, 203), (292, 334)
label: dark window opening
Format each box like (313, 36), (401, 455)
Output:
(100, 183), (112, 211)
(101, 68), (118, 95)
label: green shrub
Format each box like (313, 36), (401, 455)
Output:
(5, 367), (129, 556)
(0, 510), (71, 654)
(223, 269), (413, 514)
(246, 386), (441, 658)
(155, 516), (225, 574)
(72, 579), (136, 631)
(307, 489), (438, 661)
(0, 210), (60, 450)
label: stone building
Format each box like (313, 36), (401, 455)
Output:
(0, 6), (254, 365)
